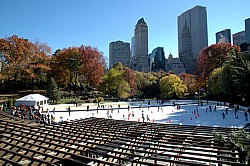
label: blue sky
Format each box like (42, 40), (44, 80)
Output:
(1, 0), (249, 60)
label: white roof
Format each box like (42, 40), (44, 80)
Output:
(16, 94), (49, 102)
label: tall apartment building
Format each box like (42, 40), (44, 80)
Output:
(133, 18), (149, 72)
(216, 29), (231, 44)
(150, 47), (165, 72)
(109, 41), (131, 69)
(245, 18), (250, 42)
(131, 36), (135, 69)
(233, 31), (245, 46)
(178, 5), (208, 74)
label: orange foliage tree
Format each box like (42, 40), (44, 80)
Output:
(49, 47), (82, 89)
(178, 72), (197, 94)
(122, 67), (137, 96)
(0, 35), (51, 92)
(79, 46), (106, 89)
(196, 43), (240, 91)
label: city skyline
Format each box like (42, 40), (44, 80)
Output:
(1, 0), (249, 60)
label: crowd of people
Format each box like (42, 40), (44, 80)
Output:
(0, 102), (55, 125)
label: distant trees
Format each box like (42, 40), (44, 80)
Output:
(178, 73), (197, 94)
(160, 74), (187, 99)
(100, 62), (135, 99)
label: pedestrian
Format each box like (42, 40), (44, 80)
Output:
(146, 115), (150, 121)
(87, 105), (89, 111)
(68, 106), (71, 116)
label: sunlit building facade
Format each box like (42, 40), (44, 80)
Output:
(109, 41), (131, 69)
(178, 5), (208, 74)
(133, 18), (149, 72)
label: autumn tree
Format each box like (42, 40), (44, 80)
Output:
(160, 74), (187, 99)
(79, 46), (106, 89)
(0, 35), (51, 92)
(49, 47), (82, 91)
(178, 72), (197, 94)
(197, 43), (240, 92)
(122, 67), (137, 96)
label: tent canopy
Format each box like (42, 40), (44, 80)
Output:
(14, 94), (49, 107)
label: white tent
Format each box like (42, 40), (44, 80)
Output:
(14, 94), (49, 107)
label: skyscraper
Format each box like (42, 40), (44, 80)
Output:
(131, 36), (135, 69)
(216, 29), (231, 44)
(178, 5), (208, 73)
(150, 47), (165, 72)
(109, 41), (131, 69)
(133, 18), (149, 72)
(245, 18), (250, 42)
(233, 31), (245, 46)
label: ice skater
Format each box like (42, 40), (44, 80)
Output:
(225, 108), (228, 115)
(244, 112), (248, 121)
(221, 112), (226, 119)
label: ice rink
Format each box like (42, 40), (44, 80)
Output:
(43, 100), (249, 128)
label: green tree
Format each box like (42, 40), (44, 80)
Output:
(160, 74), (187, 99)
(46, 77), (60, 103)
(117, 79), (130, 99)
(225, 50), (250, 102)
(220, 65), (235, 95)
(135, 72), (158, 98)
(208, 67), (222, 94)
(100, 68), (124, 98)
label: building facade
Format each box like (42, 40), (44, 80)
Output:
(216, 29), (231, 44)
(166, 53), (186, 74)
(233, 31), (245, 46)
(133, 18), (149, 72)
(178, 5), (208, 74)
(245, 18), (250, 42)
(150, 47), (165, 72)
(109, 41), (131, 69)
